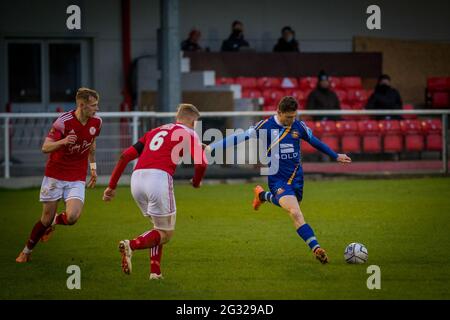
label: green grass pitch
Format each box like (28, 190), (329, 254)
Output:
(1, 177), (449, 299)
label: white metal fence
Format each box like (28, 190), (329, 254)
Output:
(0, 109), (449, 179)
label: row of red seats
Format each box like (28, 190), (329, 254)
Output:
(300, 119), (443, 153)
(426, 77), (450, 108)
(427, 77), (450, 92)
(243, 88), (372, 106)
(216, 76), (363, 90)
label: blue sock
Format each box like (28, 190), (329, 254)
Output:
(259, 191), (280, 207)
(296, 224), (320, 251)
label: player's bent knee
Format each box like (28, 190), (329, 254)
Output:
(289, 209), (305, 224)
(65, 212), (81, 225)
(157, 229), (174, 244)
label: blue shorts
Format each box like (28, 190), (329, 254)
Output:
(268, 178), (304, 202)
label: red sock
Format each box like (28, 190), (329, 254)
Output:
(54, 213), (69, 225)
(150, 245), (163, 275)
(26, 220), (49, 250)
(130, 230), (161, 251)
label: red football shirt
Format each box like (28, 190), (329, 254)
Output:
(134, 123), (207, 177)
(45, 110), (102, 181)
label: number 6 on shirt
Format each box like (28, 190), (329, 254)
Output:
(149, 131), (168, 151)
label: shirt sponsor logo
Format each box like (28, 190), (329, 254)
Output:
(280, 143), (298, 160)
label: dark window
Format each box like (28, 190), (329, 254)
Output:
(49, 43), (81, 102)
(8, 43), (42, 102)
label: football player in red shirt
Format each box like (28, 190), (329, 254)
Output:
(103, 104), (208, 280)
(16, 88), (102, 263)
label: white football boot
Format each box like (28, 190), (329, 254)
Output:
(119, 240), (133, 275)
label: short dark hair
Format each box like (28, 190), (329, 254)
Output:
(277, 96), (298, 113)
(281, 26), (293, 34)
(232, 20), (243, 28)
(378, 74), (391, 82)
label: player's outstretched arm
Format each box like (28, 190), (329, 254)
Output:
(41, 135), (77, 153)
(307, 135), (352, 164)
(103, 187), (116, 202)
(207, 127), (256, 152)
(190, 135), (208, 188)
(103, 144), (141, 201)
(336, 153), (352, 164)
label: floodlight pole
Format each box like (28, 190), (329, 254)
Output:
(158, 0), (181, 112)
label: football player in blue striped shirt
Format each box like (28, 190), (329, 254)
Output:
(208, 96), (351, 263)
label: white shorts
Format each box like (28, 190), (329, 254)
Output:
(131, 169), (176, 231)
(39, 176), (85, 203)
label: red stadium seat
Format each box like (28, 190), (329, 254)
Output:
(379, 120), (403, 153)
(299, 77), (318, 90)
(351, 101), (365, 110)
(400, 120), (424, 152)
(280, 77), (299, 88)
(336, 120), (361, 153)
(315, 120), (337, 136)
(421, 119), (442, 151)
(358, 120), (382, 153)
(346, 89), (368, 103)
(340, 103), (354, 120)
(284, 89), (305, 102)
(329, 77), (341, 90)
(215, 77), (235, 85)
(341, 77), (362, 89)
(335, 89), (348, 103)
(427, 77), (450, 92)
(262, 105), (277, 112)
(235, 77), (257, 88)
(262, 89), (285, 106)
(301, 140), (317, 154)
(336, 120), (359, 135)
(257, 77), (282, 89)
(432, 92), (449, 108)
(304, 120), (316, 130)
(242, 88), (263, 99)
(314, 120), (339, 151)
(402, 104), (417, 119)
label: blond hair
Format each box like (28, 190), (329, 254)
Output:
(176, 103), (200, 120)
(76, 87), (99, 103)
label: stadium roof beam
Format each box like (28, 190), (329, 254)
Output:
(158, 0), (181, 112)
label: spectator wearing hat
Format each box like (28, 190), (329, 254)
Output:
(181, 29), (203, 52)
(306, 70), (340, 120)
(366, 74), (403, 119)
(273, 26), (300, 52)
(221, 20), (250, 52)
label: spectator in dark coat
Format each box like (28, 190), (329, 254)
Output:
(273, 26), (300, 52)
(366, 74), (403, 119)
(181, 29), (203, 52)
(306, 70), (340, 120)
(221, 20), (250, 52)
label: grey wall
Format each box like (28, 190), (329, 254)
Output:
(1, 0), (450, 111)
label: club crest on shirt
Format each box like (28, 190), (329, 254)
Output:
(291, 130), (300, 139)
(89, 127), (96, 135)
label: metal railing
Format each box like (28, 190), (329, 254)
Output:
(0, 109), (449, 178)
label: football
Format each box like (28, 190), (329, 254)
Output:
(344, 242), (368, 264)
